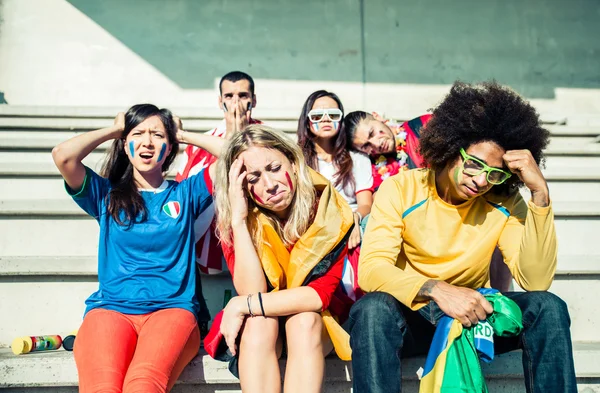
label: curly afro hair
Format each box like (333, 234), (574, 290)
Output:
(419, 81), (550, 195)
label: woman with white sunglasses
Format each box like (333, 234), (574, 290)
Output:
(296, 90), (373, 252)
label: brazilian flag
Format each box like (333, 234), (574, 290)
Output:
(419, 289), (523, 392)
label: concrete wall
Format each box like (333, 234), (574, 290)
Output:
(0, 0), (599, 114)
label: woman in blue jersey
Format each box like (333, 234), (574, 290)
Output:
(52, 104), (223, 393)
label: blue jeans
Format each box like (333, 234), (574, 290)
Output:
(347, 291), (577, 393)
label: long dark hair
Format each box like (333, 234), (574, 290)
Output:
(100, 104), (179, 226)
(296, 90), (354, 190)
(343, 110), (372, 150)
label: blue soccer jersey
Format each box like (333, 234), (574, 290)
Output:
(67, 166), (213, 317)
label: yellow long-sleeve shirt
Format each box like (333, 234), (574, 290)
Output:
(358, 168), (557, 310)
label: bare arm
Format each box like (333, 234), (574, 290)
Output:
(500, 149), (556, 290)
(231, 222), (268, 294)
(348, 190), (373, 249)
(228, 157), (268, 294)
(221, 287), (322, 355)
(177, 130), (227, 158)
(355, 190), (373, 219)
(52, 113), (124, 190)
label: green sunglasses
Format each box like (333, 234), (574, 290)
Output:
(460, 148), (512, 185)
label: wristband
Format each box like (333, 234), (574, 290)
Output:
(247, 294), (255, 317)
(258, 292), (266, 318)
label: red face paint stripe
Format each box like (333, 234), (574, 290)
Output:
(250, 186), (264, 204)
(285, 172), (294, 193)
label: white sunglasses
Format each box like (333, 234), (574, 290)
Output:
(307, 108), (343, 123)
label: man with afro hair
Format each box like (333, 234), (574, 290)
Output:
(348, 81), (576, 393)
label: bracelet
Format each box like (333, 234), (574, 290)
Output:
(354, 211), (363, 223)
(247, 294), (255, 317)
(257, 292), (266, 318)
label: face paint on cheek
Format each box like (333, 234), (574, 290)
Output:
(311, 121), (319, 132)
(453, 167), (462, 186)
(157, 143), (167, 162)
(250, 186), (264, 204)
(128, 141), (135, 158)
(285, 171), (294, 193)
(333, 121), (339, 130)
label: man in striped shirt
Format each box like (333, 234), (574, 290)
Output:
(176, 71), (263, 334)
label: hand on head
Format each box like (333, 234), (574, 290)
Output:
(503, 149), (549, 198)
(113, 112), (125, 134)
(228, 157), (249, 227)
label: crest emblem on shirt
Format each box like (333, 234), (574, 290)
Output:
(162, 201), (181, 219)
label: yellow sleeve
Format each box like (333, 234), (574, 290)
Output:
(358, 177), (429, 309)
(498, 196), (558, 291)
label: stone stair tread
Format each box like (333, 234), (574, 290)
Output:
(0, 105), (571, 124)
(0, 105), (302, 120)
(1, 342), (599, 387)
(3, 133), (600, 153)
(0, 117), (298, 132)
(3, 198), (600, 217)
(2, 163), (600, 181)
(1, 255), (598, 276)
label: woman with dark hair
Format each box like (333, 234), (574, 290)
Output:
(297, 90), (373, 250)
(52, 104), (224, 393)
(204, 125), (355, 393)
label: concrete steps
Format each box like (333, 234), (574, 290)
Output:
(2, 198), (600, 217)
(0, 252), (598, 347)
(1, 211), (598, 257)
(1, 106), (599, 391)
(2, 151), (600, 179)
(1, 345), (599, 392)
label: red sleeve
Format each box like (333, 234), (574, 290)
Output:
(307, 246), (347, 311)
(222, 241), (236, 279)
(203, 162), (214, 196)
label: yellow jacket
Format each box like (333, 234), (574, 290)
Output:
(359, 169), (557, 310)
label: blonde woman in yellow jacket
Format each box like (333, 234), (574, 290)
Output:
(205, 125), (355, 393)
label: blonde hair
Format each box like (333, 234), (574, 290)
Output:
(215, 125), (316, 249)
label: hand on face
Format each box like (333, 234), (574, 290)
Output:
(238, 146), (296, 219)
(503, 150), (548, 194)
(228, 158), (249, 227)
(221, 80), (254, 135)
(224, 96), (251, 134)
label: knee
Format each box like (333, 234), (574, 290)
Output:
(349, 292), (405, 331)
(240, 316), (279, 352)
(524, 291), (571, 327)
(285, 312), (323, 348)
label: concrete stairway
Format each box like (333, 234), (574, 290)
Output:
(1, 106), (600, 392)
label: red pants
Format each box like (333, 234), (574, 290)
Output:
(74, 308), (200, 393)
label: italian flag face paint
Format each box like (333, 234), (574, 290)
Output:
(162, 201), (181, 219)
(157, 143), (167, 162)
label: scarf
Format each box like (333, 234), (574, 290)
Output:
(205, 169), (355, 372)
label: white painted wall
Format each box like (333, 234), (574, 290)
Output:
(1, 0), (600, 121)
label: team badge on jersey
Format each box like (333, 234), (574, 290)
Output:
(162, 201), (181, 219)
